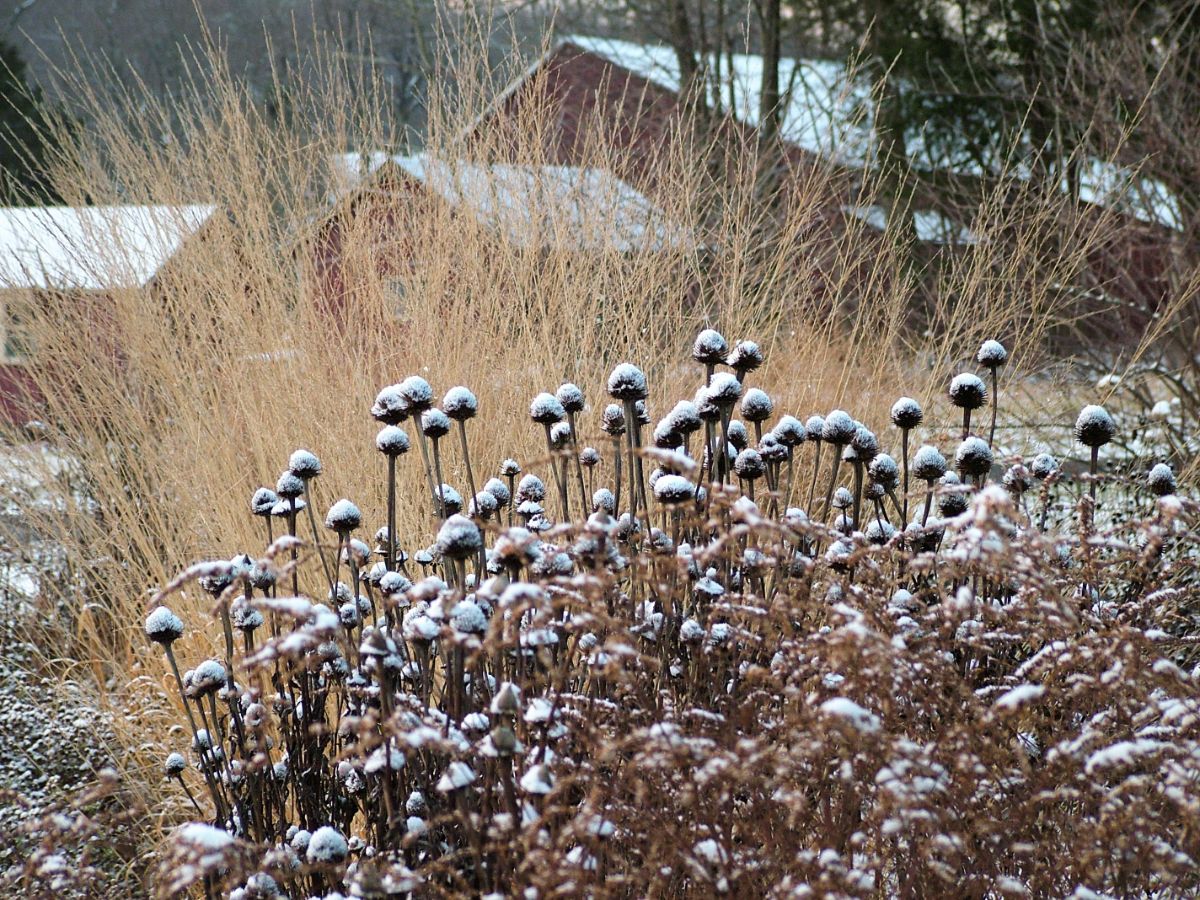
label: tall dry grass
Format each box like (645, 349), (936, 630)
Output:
(0, 19), (1189, 851)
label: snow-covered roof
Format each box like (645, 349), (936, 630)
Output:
(330, 153), (691, 252)
(562, 35), (1181, 230)
(841, 205), (977, 245)
(0, 204), (216, 291)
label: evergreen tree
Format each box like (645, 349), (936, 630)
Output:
(0, 39), (58, 204)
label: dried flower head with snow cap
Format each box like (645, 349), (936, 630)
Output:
(325, 499), (362, 533)
(1074, 405), (1116, 447)
(912, 445), (948, 482)
(805, 415), (825, 442)
(442, 386), (478, 420)
(772, 415), (805, 447)
(692, 328), (728, 366)
(955, 437), (994, 480)
(275, 471), (304, 500)
(145, 605), (184, 645)
(706, 372), (742, 407)
(949, 374), (988, 410)
(484, 477), (511, 508)
(556, 383), (585, 414)
(288, 449), (322, 480)
(420, 408), (451, 438)
(306, 826), (348, 865)
(530, 392), (565, 425)
(517, 474), (546, 504)
(437, 515), (483, 561)
(821, 410), (856, 446)
(376, 426), (410, 457)
(1147, 463), (1177, 497)
(606, 364), (648, 401)
(371, 384), (409, 424)
(499, 459), (521, 478)
(250, 487), (278, 517)
(890, 398), (923, 430)
(163, 752), (186, 777)
(1030, 453), (1059, 480)
(977, 339), (1009, 368)
(740, 388), (773, 423)
(726, 339), (763, 376)
(601, 404), (626, 435)
(579, 447), (600, 468)
(398, 376), (434, 412)
(654, 474), (695, 505)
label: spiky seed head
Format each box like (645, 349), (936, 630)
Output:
(758, 433), (788, 464)
(772, 415), (806, 447)
(733, 448), (766, 480)
(955, 437), (994, 478)
(832, 486), (853, 509)
(727, 420), (749, 451)
(1074, 405), (1116, 448)
(692, 328), (729, 365)
(865, 519), (896, 545)
(652, 419), (682, 449)
(579, 447), (600, 467)
(145, 605), (184, 645)
(232, 603), (264, 632)
(693, 387), (721, 422)
(592, 488), (616, 514)
(376, 425), (410, 457)
(452, 599), (487, 635)
(379, 571), (412, 597)
(937, 473), (970, 517)
(275, 471), (304, 499)
(191, 659), (226, 696)
(726, 339), (763, 373)
(516, 474), (546, 504)
(634, 400), (650, 426)
(442, 386), (478, 420)
(437, 515), (483, 561)
(371, 385), (409, 424)
(740, 388), (773, 422)
(912, 445), (948, 482)
(288, 449), (322, 480)
(164, 752), (186, 777)
(868, 454), (899, 489)
(851, 426), (879, 460)
(270, 498), (302, 517)
(416, 408), (449, 439)
(556, 382), (585, 413)
(251, 487), (279, 517)
(890, 397), (923, 429)
(549, 421), (572, 448)
(325, 499), (362, 533)
(530, 392), (565, 424)
(307, 826), (348, 865)
(1147, 463), (1176, 497)
(398, 376), (434, 412)
(667, 400), (702, 435)
(821, 410), (856, 445)
(601, 403), (627, 435)
(607, 364), (648, 401)
(1003, 464), (1032, 495)
(841, 444), (860, 464)
(499, 458), (521, 477)
(470, 491), (499, 520)
(1030, 453), (1059, 480)
(654, 474), (696, 505)
(949, 374), (988, 410)
(707, 372), (742, 406)
(977, 339), (1009, 368)
(805, 415), (826, 442)
(434, 484), (463, 515)
(483, 477), (511, 508)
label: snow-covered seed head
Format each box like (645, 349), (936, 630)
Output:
(727, 420), (749, 450)
(851, 426), (879, 459)
(371, 384), (409, 424)
(470, 490), (499, 520)
(868, 454), (899, 490)
(758, 433), (788, 464)
(325, 499), (363, 534)
(772, 415), (805, 447)
(831, 487), (853, 510)
(399, 376), (434, 412)
(434, 484), (463, 515)
(912, 445), (948, 482)
(484, 477), (511, 508)
(549, 421), (572, 449)
(949, 374), (988, 410)
(693, 387), (720, 422)
(726, 339), (763, 374)
(667, 400), (702, 435)
(452, 599), (487, 635)
(706, 372), (742, 407)
(379, 571), (412, 597)
(692, 328), (729, 366)
(164, 752), (186, 777)
(593, 488), (616, 515)
(1003, 464), (1032, 495)
(601, 403), (627, 436)
(1074, 405), (1116, 448)
(890, 397), (923, 430)
(579, 447), (600, 468)
(865, 519), (896, 545)
(499, 458), (521, 478)
(421, 408), (451, 438)
(437, 515), (483, 561)
(653, 474), (695, 505)
(937, 473), (969, 516)
(652, 419), (682, 449)
(516, 474), (546, 504)
(376, 425), (410, 457)
(955, 437), (994, 478)
(607, 363), (648, 401)
(821, 410), (856, 445)
(191, 659), (227, 696)
(530, 392), (566, 424)
(232, 603), (264, 633)
(251, 487), (279, 517)
(306, 826), (348, 865)
(270, 498), (302, 517)
(288, 449), (322, 480)
(740, 388), (773, 423)
(275, 471), (304, 500)
(634, 400), (650, 426)
(556, 383), (585, 414)
(442, 386), (478, 421)
(733, 448), (766, 480)
(145, 605), (184, 645)
(805, 415), (826, 443)
(1030, 452), (1059, 480)
(977, 339), (1009, 368)
(1147, 463), (1176, 497)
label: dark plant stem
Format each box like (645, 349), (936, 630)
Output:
(302, 483), (335, 594)
(386, 455), (397, 571)
(987, 366), (999, 449)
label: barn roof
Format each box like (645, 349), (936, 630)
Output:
(0, 204), (217, 291)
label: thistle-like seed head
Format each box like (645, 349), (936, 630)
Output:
(949, 374), (988, 411)
(1074, 405), (1116, 448)
(692, 328), (729, 365)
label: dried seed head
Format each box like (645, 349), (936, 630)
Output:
(306, 826), (348, 865)
(949, 374), (988, 410)
(379, 571), (412, 597)
(890, 397), (923, 429)
(232, 603), (263, 633)
(470, 490), (499, 520)
(977, 339), (1009, 368)
(251, 487), (279, 517)
(758, 433), (788, 464)
(434, 484), (463, 515)
(530, 392), (566, 424)
(1003, 464), (1032, 494)
(821, 410), (856, 445)
(733, 448), (766, 480)
(938, 473), (970, 516)
(706, 372), (742, 406)
(442, 386), (478, 420)
(420, 408), (451, 438)
(607, 364), (648, 401)
(868, 454), (899, 490)
(376, 425), (410, 457)
(579, 447), (601, 467)
(693, 387), (720, 422)
(1030, 453), (1059, 479)
(740, 388), (773, 423)
(692, 328), (729, 365)
(483, 477), (511, 508)
(865, 519), (896, 545)
(270, 498), (302, 517)
(726, 339), (763, 373)
(145, 605), (184, 645)
(398, 376), (434, 412)
(727, 420), (749, 450)
(1147, 463), (1176, 497)
(851, 426), (879, 460)
(325, 499), (363, 533)
(371, 385), (409, 424)
(912, 445), (948, 482)
(601, 404), (627, 435)
(191, 659), (227, 696)
(516, 474), (546, 504)
(452, 599), (487, 634)
(1074, 405), (1116, 448)
(805, 415), (825, 442)
(634, 400), (650, 426)
(832, 486), (853, 509)
(667, 400), (702, 435)
(275, 471), (304, 499)
(438, 515), (483, 561)
(288, 449), (322, 480)
(164, 752), (186, 777)
(652, 419), (682, 449)
(593, 488), (616, 515)
(549, 421), (572, 448)
(955, 437), (994, 478)
(772, 415), (805, 447)
(499, 458), (521, 477)
(556, 382), (585, 413)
